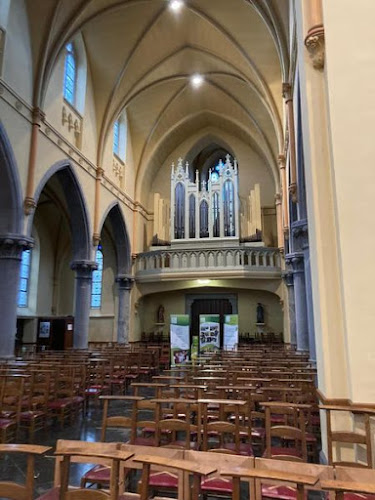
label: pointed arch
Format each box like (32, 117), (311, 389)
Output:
(98, 202), (131, 275)
(0, 121), (24, 235)
(27, 160), (91, 261)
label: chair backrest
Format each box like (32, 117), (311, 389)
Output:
(99, 396), (144, 442)
(322, 405), (374, 468)
(0, 444), (50, 500)
(54, 440), (134, 500)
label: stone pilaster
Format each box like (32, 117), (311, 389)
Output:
(116, 275), (134, 344)
(283, 270), (296, 346)
(71, 260), (97, 349)
(287, 252), (309, 352)
(0, 235), (33, 358)
(292, 220), (316, 361)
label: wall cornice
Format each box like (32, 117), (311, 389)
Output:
(0, 78), (153, 221)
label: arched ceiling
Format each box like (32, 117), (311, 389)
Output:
(25, 0), (289, 199)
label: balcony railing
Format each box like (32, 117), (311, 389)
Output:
(134, 247), (281, 281)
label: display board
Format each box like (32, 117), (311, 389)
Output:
(223, 314), (239, 351)
(191, 336), (199, 364)
(199, 314), (220, 351)
(170, 315), (190, 366)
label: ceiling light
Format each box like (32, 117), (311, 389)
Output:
(197, 279), (210, 285)
(191, 74), (204, 88)
(169, 0), (184, 12)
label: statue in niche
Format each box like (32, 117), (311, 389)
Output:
(157, 305), (165, 324)
(256, 303), (265, 324)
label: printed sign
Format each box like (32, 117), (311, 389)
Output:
(199, 314), (220, 351)
(223, 314), (239, 351)
(170, 315), (190, 366)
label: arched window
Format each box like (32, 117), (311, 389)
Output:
(189, 194), (196, 238)
(200, 200), (209, 238)
(18, 249), (31, 308)
(113, 112), (128, 161)
(223, 180), (235, 236)
(174, 183), (185, 239)
(63, 42), (77, 105)
(212, 192), (220, 237)
(91, 247), (103, 309)
(113, 120), (120, 156)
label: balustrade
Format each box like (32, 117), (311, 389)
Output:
(134, 247), (281, 278)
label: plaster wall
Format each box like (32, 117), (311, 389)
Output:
(322, 0), (375, 403)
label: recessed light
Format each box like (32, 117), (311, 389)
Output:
(191, 74), (204, 88)
(169, 0), (184, 12)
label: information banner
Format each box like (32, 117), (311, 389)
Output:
(170, 315), (190, 366)
(199, 314), (220, 351)
(223, 314), (239, 351)
(191, 336), (199, 364)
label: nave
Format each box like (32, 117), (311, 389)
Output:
(0, 343), (374, 499)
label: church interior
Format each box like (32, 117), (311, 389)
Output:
(1, 0), (375, 498)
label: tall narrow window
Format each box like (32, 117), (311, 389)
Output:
(223, 180), (235, 236)
(113, 120), (120, 156)
(91, 247), (103, 309)
(63, 42), (76, 105)
(200, 201), (209, 238)
(189, 194), (196, 238)
(212, 192), (220, 237)
(18, 249), (31, 308)
(174, 183), (185, 239)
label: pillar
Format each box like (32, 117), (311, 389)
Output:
(71, 260), (97, 349)
(283, 270), (297, 346)
(288, 253), (309, 352)
(116, 276), (134, 344)
(282, 85), (298, 203)
(0, 236), (33, 358)
(275, 193), (284, 250)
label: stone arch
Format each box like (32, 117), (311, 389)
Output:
(98, 202), (131, 275)
(0, 121), (24, 235)
(28, 160), (91, 261)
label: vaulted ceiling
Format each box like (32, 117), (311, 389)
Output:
(25, 0), (290, 196)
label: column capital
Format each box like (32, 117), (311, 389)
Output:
(32, 107), (46, 125)
(291, 219), (309, 250)
(96, 167), (104, 179)
(275, 192), (282, 205)
(305, 25), (325, 70)
(71, 260), (98, 278)
(0, 234), (34, 259)
(278, 154), (286, 169)
(116, 275), (135, 290)
(286, 252), (305, 274)
(282, 82), (292, 101)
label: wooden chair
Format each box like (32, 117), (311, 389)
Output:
(37, 440), (135, 500)
(263, 402), (308, 462)
(135, 454), (216, 500)
(0, 443), (50, 500)
(320, 405), (375, 468)
(320, 465), (375, 500)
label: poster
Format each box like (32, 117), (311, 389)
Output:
(223, 314), (239, 351)
(199, 314), (220, 351)
(39, 321), (51, 339)
(170, 315), (190, 366)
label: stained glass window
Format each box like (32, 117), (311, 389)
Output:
(18, 249), (31, 308)
(91, 247), (103, 309)
(63, 42), (76, 105)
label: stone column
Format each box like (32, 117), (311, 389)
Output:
(283, 270), (297, 346)
(288, 253), (309, 352)
(116, 276), (134, 344)
(71, 260), (97, 349)
(0, 235), (33, 358)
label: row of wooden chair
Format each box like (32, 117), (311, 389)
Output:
(3, 440), (375, 500)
